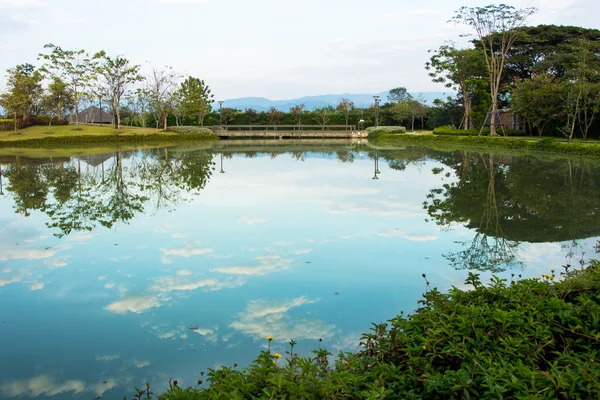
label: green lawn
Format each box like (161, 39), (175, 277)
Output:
(1, 124), (178, 142)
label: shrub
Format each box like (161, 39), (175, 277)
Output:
(433, 125), (526, 137)
(0, 116), (70, 131)
(166, 126), (215, 135)
(210, 126), (226, 133)
(366, 126), (407, 134)
(133, 261), (600, 399)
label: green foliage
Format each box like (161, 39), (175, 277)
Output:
(133, 262), (600, 399)
(433, 126), (527, 137)
(166, 126), (215, 135)
(371, 133), (600, 158)
(178, 77), (214, 126)
(366, 126), (407, 139)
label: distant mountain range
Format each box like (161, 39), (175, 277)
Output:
(218, 91), (451, 112)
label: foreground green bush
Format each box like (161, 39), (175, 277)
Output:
(366, 126), (407, 134)
(134, 261), (600, 399)
(433, 125), (526, 137)
(166, 126), (215, 135)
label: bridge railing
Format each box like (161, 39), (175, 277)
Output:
(213, 125), (356, 132)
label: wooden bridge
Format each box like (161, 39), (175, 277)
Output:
(213, 125), (363, 139)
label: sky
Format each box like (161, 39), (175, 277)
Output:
(0, 0), (598, 100)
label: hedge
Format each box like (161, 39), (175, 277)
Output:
(433, 125), (527, 137)
(166, 126), (216, 135)
(366, 126), (407, 139)
(0, 116), (70, 131)
(369, 134), (600, 158)
(132, 261), (600, 399)
(0, 133), (218, 147)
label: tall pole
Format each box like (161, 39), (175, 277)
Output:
(99, 95), (103, 128)
(218, 101), (224, 126)
(373, 96), (380, 127)
(0, 164), (3, 196)
(220, 153), (225, 173)
(372, 152), (379, 180)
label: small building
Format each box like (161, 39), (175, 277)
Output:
(73, 106), (112, 124)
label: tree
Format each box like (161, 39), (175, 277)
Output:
(336, 98), (355, 128)
(245, 108), (260, 125)
(452, 5), (535, 136)
(511, 74), (563, 137)
(267, 106), (284, 127)
(42, 77), (74, 131)
(38, 44), (103, 128)
(387, 87), (412, 104)
(426, 45), (487, 129)
(178, 76), (214, 126)
(99, 55), (143, 132)
(389, 103), (410, 126)
(313, 106), (335, 130)
(0, 64), (43, 133)
(147, 66), (178, 131)
(220, 108), (237, 125)
(290, 104), (307, 126)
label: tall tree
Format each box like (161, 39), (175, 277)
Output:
(0, 64), (43, 133)
(220, 107), (237, 125)
(336, 98), (355, 128)
(42, 77), (74, 131)
(178, 76), (214, 126)
(267, 106), (284, 127)
(313, 106), (335, 130)
(38, 44), (102, 128)
(290, 104), (307, 126)
(511, 74), (563, 137)
(245, 108), (260, 125)
(147, 66), (178, 131)
(99, 55), (143, 132)
(452, 4), (535, 136)
(387, 87), (412, 104)
(426, 45), (487, 129)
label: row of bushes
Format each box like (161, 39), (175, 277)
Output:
(366, 126), (407, 139)
(136, 261), (600, 399)
(0, 132), (218, 147)
(166, 126), (227, 135)
(433, 125), (527, 137)
(371, 134), (600, 158)
(0, 116), (70, 132)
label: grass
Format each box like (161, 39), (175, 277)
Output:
(368, 131), (600, 159)
(0, 124), (218, 146)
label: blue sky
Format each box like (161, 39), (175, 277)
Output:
(0, 0), (598, 99)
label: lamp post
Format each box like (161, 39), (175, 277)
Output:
(0, 165), (3, 196)
(218, 101), (224, 126)
(372, 152), (380, 180)
(220, 153), (225, 174)
(373, 96), (380, 128)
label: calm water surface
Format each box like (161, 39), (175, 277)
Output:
(1, 140), (599, 399)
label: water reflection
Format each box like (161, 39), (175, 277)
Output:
(1, 141), (599, 399)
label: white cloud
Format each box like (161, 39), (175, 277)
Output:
(149, 276), (220, 292)
(0, 248), (56, 261)
(0, 0), (41, 9)
(160, 242), (213, 258)
(1, 375), (84, 397)
(95, 354), (120, 362)
(377, 230), (438, 241)
(176, 269), (192, 276)
(291, 249), (312, 255)
(30, 281), (44, 291)
(231, 297), (335, 341)
(104, 296), (161, 314)
(0, 272), (22, 287)
(274, 241), (293, 246)
(44, 257), (69, 268)
(239, 217), (268, 225)
(159, 0), (209, 3)
(131, 360), (151, 368)
(211, 256), (293, 276)
(104, 282), (116, 289)
(172, 233), (188, 238)
(66, 232), (95, 242)
(97, 276), (107, 281)
(161, 256), (173, 264)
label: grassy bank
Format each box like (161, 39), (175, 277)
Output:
(131, 262), (600, 399)
(0, 124), (218, 147)
(369, 132), (600, 158)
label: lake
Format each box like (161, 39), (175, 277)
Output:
(1, 140), (599, 399)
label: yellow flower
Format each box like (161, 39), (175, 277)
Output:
(273, 361), (276, 366)
(274, 353), (282, 359)
(266, 336), (274, 341)
(422, 346), (427, 350)
(541, 273), (553, 280)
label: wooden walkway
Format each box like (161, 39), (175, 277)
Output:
(214, 125), (363, 139)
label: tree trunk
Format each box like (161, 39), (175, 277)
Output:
(489, 100), (498, 136)
(13, 112), (18, 133)
(163, 115), (168, 131)
(411, 116), (415, 131)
